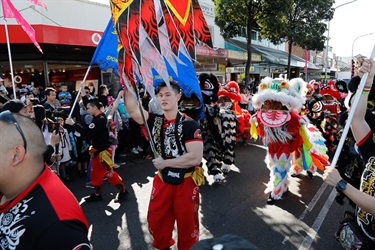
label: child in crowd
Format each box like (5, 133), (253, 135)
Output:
(56, 117), (72, 181)
(58, 83), (72, 107)
(109, 121), (121, 168)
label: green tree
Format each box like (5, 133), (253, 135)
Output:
(214, 0), (334, 81)
(213, 0), (287, 86)
(257, 0), (334, 79)
(214, 0), (259, 87)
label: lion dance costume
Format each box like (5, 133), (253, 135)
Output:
(199, 73), (237, 182)
(217, 81), (251, 141)
(250, 77), (329, 203)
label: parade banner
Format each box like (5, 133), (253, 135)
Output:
(90, 18), (119, 76)
(110, 0), (212, 87)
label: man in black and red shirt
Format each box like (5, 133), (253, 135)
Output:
(0, 111), (91, 249)
(66, 99), (127, 202)
(125, 81), (204, 250)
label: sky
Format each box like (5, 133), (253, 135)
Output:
(91, 0), (375, 58)
(328, 0), (375, 58)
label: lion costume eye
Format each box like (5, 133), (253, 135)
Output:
(259, 83), (268, 90)
(280, 81), (288, 89)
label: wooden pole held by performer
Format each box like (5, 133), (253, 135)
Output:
(331, 44), (375, 168)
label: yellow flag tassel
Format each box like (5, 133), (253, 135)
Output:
(191, 167), (205, 186)
(99, 150), (115, 169)
(250, 120), (258, 140)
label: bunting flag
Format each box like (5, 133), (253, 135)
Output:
(1, 0), (43, 53)
(110, 0), (213, 97)
(27, 0), (47, 10)
(90, 18), (119, 76)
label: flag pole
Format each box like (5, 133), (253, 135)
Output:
(331, 44), (375, 168)
(3, 17), (17, 99)
(133, 82), (159, 158)
(68, 65), (91, 118)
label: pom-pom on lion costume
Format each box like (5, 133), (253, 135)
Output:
(250, 77), (329, 203)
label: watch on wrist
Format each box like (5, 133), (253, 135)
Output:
(336, 179), (347, 193)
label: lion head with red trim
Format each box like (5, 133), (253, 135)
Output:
(252, 77), (307, 127)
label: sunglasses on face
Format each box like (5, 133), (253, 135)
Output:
(0, 110), (27, 152)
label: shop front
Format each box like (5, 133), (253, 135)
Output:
(0, 24), (104, 90)
(195, 44), (228, 83)
(0, 0), (110, 92)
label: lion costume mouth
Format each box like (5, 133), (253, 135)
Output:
(258, 110), (291, 127)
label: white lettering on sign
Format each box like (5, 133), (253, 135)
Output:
(200, 3), (214, 17)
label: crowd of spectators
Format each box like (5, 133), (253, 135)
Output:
(0, 78), (150, 188)
(1, 77), (259, 181)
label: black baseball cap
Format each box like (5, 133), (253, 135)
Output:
(0, 99), (27, 113)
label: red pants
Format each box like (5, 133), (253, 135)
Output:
(148, 175), (200, 250)
(90, 148), (123, 187)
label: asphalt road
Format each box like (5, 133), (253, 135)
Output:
(65, 140), (352, 250)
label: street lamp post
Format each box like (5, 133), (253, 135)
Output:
(324, 0), (357, 82)
(352, 32), (374, 60)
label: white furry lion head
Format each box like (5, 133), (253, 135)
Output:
(252, 77), (307, 111)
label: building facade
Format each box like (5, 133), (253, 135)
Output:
(1, 0), (332, 93)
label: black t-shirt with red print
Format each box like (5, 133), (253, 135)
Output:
(147, 112), (202, 159)
(0, 166), (91, 250)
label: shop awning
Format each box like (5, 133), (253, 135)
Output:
(0, 24), (103, 47)
(225, 39), (320, 70)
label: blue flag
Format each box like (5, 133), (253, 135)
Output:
(90, 19), (118, 76)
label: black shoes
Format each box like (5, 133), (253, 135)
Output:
(307, 171), (314, 179)
(85, 193), (103, 202)
(79, 170), (87, 178)
(267, 195), (276, 205)
(85, 190), (129, 203)
(114, 189), (129, 203)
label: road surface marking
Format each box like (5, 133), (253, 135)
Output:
(298, 188), (337, 250)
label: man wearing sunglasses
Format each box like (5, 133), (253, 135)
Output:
(0, 111), (91, 249)
(1, 99), (61, 165)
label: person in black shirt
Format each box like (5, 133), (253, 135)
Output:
(98, 84), (109, 108)
(124, 81), (204, 250)
(66, 99), (127, 202)
(0, 111), (91, 249)
(43, 87), (57, 119)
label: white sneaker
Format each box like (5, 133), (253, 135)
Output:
(85, 183), (95, 189)
(136, 146), (144, 152)
(115, 161), (126, 166)
(113, 164), (120, 169)
(131, 147), (140, 154)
